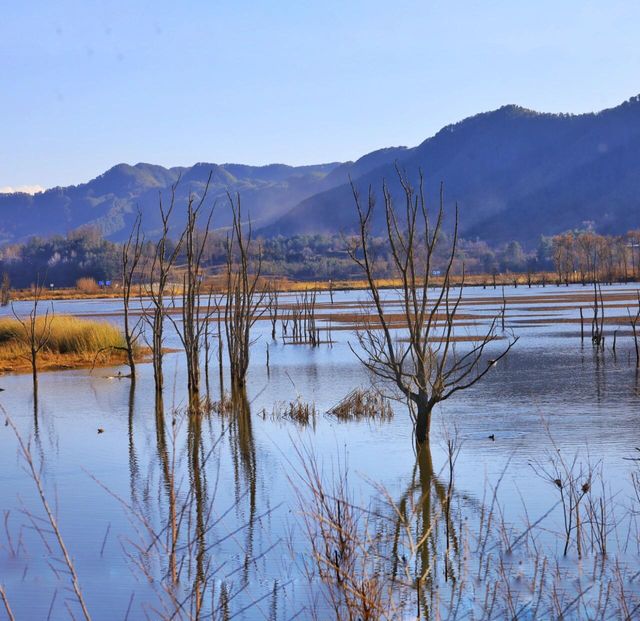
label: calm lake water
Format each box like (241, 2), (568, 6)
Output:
(1, 284), (639, 619)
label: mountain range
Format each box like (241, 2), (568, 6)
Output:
(2, 95), (640, 249)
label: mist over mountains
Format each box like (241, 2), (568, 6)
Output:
(2, 95), (640, 249)
(0, 161), (340, 246)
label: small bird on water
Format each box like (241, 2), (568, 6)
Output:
(488, 434), (495, 441)
(97, 428), (105, 434)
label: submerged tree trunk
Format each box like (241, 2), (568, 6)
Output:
(122, 212), (143, 380)
(31, 355), (38, 401)
(153, 308), (164, 416)
(413, 394), (434, 447)
(224, 193), (265, 397)
(123, 305), (137, 379)
(32, 356), (39, 431)
(218, 306), (224, 396)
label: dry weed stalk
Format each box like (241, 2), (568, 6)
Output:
(290, 434), (640, 620)
(0, 584), (16, 621)
(208, 392), (236, 415)
(4, 415), (92, 621)
(629, 292), (640, 367)
(292, 446), (389, 620)
(530, 427), (618, 559)
(1, 405), (282, 620)
(92, 407), (278, 620)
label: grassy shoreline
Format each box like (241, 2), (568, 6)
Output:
(0, 315), (146, 375)
(6, 270), (639, 304)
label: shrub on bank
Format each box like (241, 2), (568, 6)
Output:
(75, 277), (100, 293)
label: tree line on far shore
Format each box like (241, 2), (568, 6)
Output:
(1, 223), (640, 292)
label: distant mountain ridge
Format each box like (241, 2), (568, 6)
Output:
(2, 95), (640, 247)
(264, 96), (640, 246)
(0, 161), (343, 244)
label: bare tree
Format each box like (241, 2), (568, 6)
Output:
(167, 176), (214, 413)
(347, 170), (517, 446)
(143, 182), (186, 414)
(266, 281), (279, 341)
(285, 290), (320, 346)
(202, 285), (223, 405)
(217, 304), (225, 395)
(121, 212), (144, 379)
(5, 416), (92, 620)
(224, 194), (266, 396)
(12, 280), (54, 403)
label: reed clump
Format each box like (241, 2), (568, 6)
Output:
(328, 388), (394, 421)
(267, 397), (317, 426)
(0, 315), (131, 372)
(208, 393), (236, 415)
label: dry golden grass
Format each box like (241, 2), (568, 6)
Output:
(7, 270), (579, 302)
(0, 315), (139, 374)
(10, 288), (123, 301)
(262, 271), (563, 292)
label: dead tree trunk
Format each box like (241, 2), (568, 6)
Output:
(630, 300), (640, 367)
(224, 193), (266, 397)
(122, 212), (144, 380)
(267, 282), (279, 341)
(12, 280), (54, 407)
(166, 173), (214, 414)
(143, 182), (186, 415)
(413, 394), (436, 446)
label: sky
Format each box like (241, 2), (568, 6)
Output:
(1, 0), (640, 191)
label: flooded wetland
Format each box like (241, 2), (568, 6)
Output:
(6, 2), (640, 617)
(1, 283), (640, 620)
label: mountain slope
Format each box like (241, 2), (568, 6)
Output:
(0, 161), (343, 244)
(264, 96), (640, 246)
(2, 95), (640, 247)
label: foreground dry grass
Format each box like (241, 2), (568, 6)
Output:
(0, 315), (141, 374)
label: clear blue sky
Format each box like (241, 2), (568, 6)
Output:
(2, 0), (639, 191)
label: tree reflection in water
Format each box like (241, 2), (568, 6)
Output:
(294, 440), (467, 620)
(119, 387), (266, 619)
